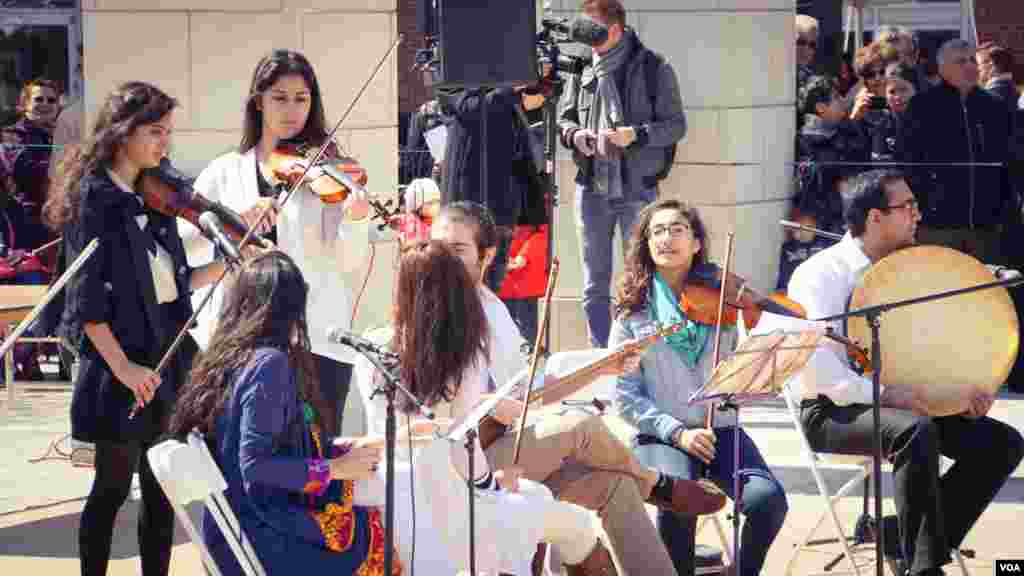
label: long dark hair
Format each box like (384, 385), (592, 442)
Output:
(44, 81), (178, 231)
(168, 251), (328, 437)
(240, 50), (329, 152)
(615, 198), (709, 316)
(393, 240), (489, 410)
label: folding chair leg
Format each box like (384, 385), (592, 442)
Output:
(711, 514), (733, 566)
(952, 549), (969, 576)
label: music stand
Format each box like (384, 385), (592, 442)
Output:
(813, 272), (1024, 576)
(689, 329), (825, 576)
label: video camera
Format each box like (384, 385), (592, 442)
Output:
(536, 17), (606, 76)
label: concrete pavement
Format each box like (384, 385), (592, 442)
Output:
(1, 376), (1021, 575)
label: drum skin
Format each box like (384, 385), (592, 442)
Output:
(848, 245), (1018, 416)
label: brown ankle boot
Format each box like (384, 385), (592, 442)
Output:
(646, 476), (728, 516)
(565, 539), (617, 576)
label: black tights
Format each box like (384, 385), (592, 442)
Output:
(79, 441), (174, 576)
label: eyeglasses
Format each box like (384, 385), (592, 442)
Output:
(796, 39), (817, 48)
(648, 223), (692, 240)
(32, 96), (58, 104)
(861, 68), (885, 80)
(884, 198), (919, 212)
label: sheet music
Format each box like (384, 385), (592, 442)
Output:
(424, 125), (447, 162)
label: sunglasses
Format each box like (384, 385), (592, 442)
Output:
(796, 39), (817, 48)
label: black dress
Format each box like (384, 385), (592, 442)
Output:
(64, 168), (197, 443)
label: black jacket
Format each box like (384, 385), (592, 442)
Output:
(871, 110), (907, 163)
(902, 82), (1015, 229)
(441, 87), (534, 227)
(65, 169), (196, 442)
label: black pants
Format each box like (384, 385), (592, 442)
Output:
(314, 354), (353, 435)
(79, 440), (174, 576)
(801, 397), (1023, 574)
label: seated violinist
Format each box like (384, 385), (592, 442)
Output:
(610, 198), (788, 576)
(182, 49), (370, 435)
(168, 251), (397, 575)
(412, 201), (727, 576)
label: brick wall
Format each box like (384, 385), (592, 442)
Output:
(976, 0), (1024, 82)
(397, 0), (429, 118)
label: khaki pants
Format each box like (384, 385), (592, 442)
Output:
(485, 411), (678, 576)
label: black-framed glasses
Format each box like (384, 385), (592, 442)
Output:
(884, 198), (919, 212)
(648, 222), (692, 240)
(32, 96), (59, 104)
(861, 68), (885, 80)
(796, 39), (817, 48)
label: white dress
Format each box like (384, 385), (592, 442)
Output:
(179, 149), (369, 364)
(352, 326), (596, 576)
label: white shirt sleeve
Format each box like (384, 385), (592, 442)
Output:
(787, 256), (881, 406)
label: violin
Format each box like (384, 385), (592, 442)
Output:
(265, 140), (368, 206)
(679, 269), (872, 374)
(137, 158), (272, 249)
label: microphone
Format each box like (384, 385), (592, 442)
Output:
(326, 327), (400, 361)
(198, 212), (242, 265)
(780, 219), (843, 241)
(570, 17), (610, 46)
(542, 17), (609, 47)
(327, 326), (435, 420)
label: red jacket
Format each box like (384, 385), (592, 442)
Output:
(498, 225), (548, 300)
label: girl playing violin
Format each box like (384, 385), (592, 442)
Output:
(44, 81), (228, 576)
(609, 198), (788, 576)
(183, 49), (369, 436)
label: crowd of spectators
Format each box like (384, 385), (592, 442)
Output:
(779, 19), (1023, 294)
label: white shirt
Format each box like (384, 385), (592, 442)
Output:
(180, 149), (368, 361)
(785, 232), (882, 405)
(107, 169), (179, 304)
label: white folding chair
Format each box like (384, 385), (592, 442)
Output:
(781, 384), (969, 576)
(147, 431), (267, 576)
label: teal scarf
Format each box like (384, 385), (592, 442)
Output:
(651, 271), (711, 367)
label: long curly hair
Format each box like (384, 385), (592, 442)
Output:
(392, 240), (489, 411)
(167, 251), (328, 437)
(240, 50), (329, 152)
(615, 198), (709, 317)
(44, 81), (178, 232)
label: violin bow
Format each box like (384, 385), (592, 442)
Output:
(129, 35), (404, 418)
(512, 257), (560, 465)
(705, 231), (736, 430)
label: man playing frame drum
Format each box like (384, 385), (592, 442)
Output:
(787, 169), (1024, 576)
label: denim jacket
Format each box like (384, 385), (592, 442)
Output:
(610, 306), (737, 445)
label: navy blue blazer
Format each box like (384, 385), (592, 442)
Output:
(65, 168), (196, 443)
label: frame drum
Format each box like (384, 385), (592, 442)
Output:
(848, 245), (1018, 416)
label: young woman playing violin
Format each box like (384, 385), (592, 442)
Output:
(609, 198), (788, 576)
(183, 49), (370, 436)
(43, 81), (228, 576)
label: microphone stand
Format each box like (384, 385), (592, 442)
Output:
(351, 344), (432, 576)
(814, 273), (1024, 576)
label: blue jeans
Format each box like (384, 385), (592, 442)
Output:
(574, 184), (656, 347)
(634, 428), (788, 576)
